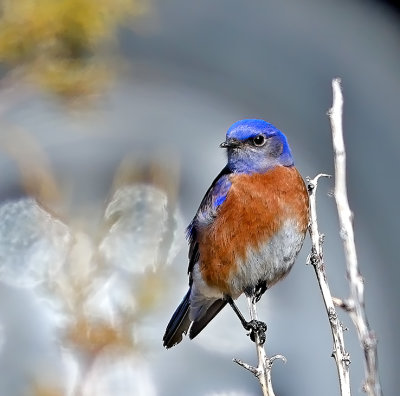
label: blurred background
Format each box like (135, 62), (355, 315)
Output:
(0, 0), (399, 395)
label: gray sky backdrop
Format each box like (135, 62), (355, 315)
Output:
(0, 1), (399, 395)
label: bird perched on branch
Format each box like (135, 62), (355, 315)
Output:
(163, 119), (309, 348)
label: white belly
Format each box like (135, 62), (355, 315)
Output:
(228, 218), (305, 298)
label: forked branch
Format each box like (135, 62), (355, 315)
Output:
(233, 297), (286, 396)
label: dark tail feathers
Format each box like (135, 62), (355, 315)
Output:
(163, 289), (191, 348)
(189, 298), (227, 339)
(163, 289), (227, 348)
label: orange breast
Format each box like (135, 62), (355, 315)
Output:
(197, 166), (309, 295)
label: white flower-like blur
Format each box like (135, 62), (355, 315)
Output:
(0, 184), (182, 396)
(81, 349), (157, 396)
(99, 184), (181, 273)
(82, 184), (183, 326)
(0, 198), (72, 288)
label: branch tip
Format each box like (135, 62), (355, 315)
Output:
(233, 358), (258, 376)
(269, 354), (287, 365)
(307, 173), (331, 193)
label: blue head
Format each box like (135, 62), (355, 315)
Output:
(220, 119), (294, 174)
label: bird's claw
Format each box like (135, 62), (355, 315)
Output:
(245, 320), (267, 345)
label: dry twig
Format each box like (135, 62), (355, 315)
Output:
(233, 297), (286, 396)
(307, 174), (351, 396)
(329, 78), (382, 396)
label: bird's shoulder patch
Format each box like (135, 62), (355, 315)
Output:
(186, 166), (232, 281)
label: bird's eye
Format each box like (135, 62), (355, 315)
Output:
(252, 134), (266, 147)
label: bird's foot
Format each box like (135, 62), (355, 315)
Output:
(244, 320), (267, 345)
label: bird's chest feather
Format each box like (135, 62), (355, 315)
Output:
(197, 166), (309, 296)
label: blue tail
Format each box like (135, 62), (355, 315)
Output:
(163, 288), (227, 348)
(189, 298), (227, 339)
(163, 289), (192, 348)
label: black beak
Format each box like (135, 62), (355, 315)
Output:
(219, 138), (241, 148)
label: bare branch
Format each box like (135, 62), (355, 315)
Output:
(332, 297), (354, 312)
(307, 173), (352, 396)
(329, 78), (382, 396)
(233, 297), (286, 396)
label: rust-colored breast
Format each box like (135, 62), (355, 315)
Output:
(197, 166), (309, 294)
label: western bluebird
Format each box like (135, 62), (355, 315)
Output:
(163, 119), (309, 348)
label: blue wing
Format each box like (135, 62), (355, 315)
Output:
(162, 166), (232, 347)
(186, 165), (232, 281)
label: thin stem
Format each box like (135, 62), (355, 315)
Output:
(307, 174), (352, 396)
(329, 78), (382, 396)
(233, 297), (285, 396)
(247, 297), (275, 396)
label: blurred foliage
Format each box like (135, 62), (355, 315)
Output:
(33, 386), (64, 396)
(0, 0), (147, 97)
(67, 316), (131, 355)
(0, 154), (182, 394)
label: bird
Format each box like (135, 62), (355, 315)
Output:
(163, 119), (309, 348)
